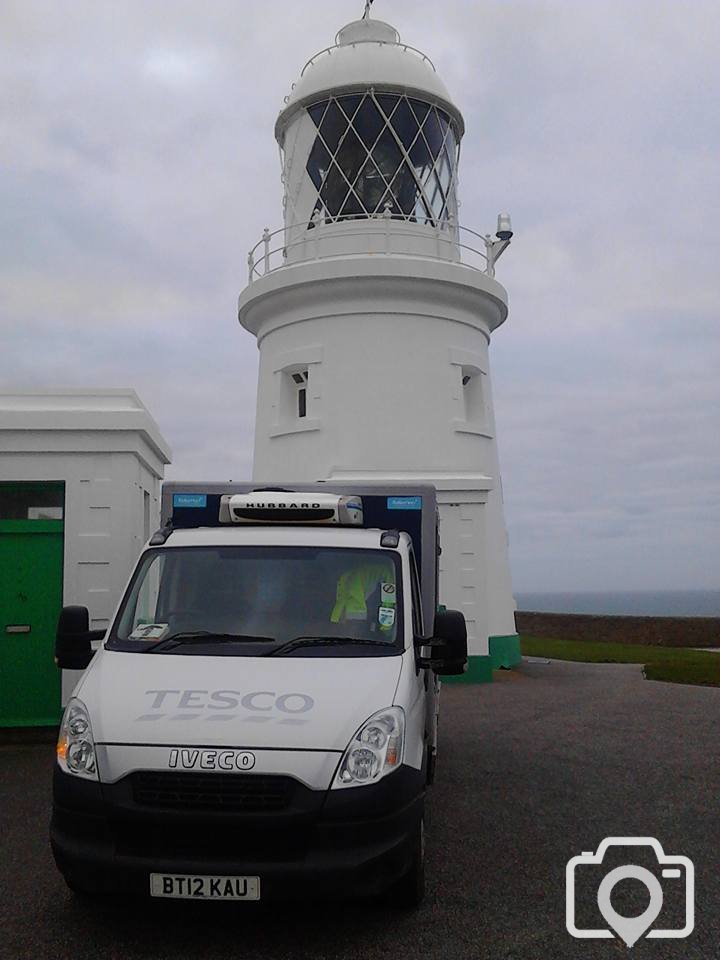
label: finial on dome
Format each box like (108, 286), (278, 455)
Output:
(336, 13), (400, 47)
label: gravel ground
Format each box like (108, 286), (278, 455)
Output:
(1, 659), (719, 960)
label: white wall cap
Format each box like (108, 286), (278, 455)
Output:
(276, 20), (464, 144)
(0, 388), (172, 464)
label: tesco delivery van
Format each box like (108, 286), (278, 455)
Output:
(51, 482), (467, 906)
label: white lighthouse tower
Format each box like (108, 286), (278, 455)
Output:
(238, 11), (520, 680)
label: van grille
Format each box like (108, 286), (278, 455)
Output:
(131, 771), (293, 812)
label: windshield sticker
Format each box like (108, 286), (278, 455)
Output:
(378, 606), (396, 627)
(129, 623), (169, 641)
(380, 582), (396, 606)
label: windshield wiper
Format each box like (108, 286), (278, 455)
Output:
(267, 635), (392, 657)
(147, 632), (275, 653)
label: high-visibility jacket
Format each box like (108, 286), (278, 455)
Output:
(330, 563), (396, 631)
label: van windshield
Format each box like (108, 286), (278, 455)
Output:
(106, 546), (403, 657)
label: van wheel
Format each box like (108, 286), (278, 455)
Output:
(390, 817), (425, 909)
(64, 875), (100, 899)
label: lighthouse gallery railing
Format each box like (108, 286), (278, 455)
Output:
(246, 213), (502, 283)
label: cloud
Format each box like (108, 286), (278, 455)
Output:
(1, 0), (718, 592)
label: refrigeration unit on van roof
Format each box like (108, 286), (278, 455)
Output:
(162, 483), (434, 536)
(220, 492), (364, 526)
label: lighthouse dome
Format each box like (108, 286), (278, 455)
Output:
(276, 16), (464, 233)
(276, 18), (464, 142)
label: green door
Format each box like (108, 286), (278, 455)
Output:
(0, 482), (65, 727)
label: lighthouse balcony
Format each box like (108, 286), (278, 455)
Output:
(246, 214), (495, 283)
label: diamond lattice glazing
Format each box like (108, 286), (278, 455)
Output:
(305, 92), (458, 226)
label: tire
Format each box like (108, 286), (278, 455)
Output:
(64, 874), (102, 899)
(426, 743), (437, 786)
(427, 708), (439, 786)
(390, 816), (425, 909)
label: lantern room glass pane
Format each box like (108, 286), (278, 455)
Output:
(408, 136), (433, 186)
(375, 94), (400, 119)
(436, 147), (453, 195)
(353, 98), (385, 148)
(390, 166), (422, 217)
(408, 99), (431, 126)
(339, 192), (364, 218)
(306, 140), (331, 189)
(307, 102), (327, 127)
(338, 94), (363, 120)
(370, 128), (403, 180)
(319, 101), (346, 153)
(354, 156), (386, 213)
(390, 99), (419, 150)
(422, 109), (444, 157)
(335, 128), (365, 184)
(319, 162), (351, 215)
(305, 92), (458, 225)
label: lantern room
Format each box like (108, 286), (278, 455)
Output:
(275, 16), (464, 237)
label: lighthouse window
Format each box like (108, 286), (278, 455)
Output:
(305, 92), (458, 226)
(461, 366), (485, 425)
(289, 369), (309, 419)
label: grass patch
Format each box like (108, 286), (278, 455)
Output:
(520, 635), (720, 687)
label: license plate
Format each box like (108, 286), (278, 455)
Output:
(149, 873), (260, 900)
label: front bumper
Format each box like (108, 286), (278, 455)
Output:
(51, 765), (424, 900)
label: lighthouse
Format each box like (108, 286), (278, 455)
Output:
(238, 11), (520, 680)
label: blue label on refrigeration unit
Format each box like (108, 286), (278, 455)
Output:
(173, 494), (208, 508)
(387, 496), (422, 511)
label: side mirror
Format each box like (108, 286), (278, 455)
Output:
(416, 609), (468, 676)
(55, 606), (102, 670)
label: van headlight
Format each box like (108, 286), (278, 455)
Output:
(332, 706), (405, 789)
(56, 698), (98, 780)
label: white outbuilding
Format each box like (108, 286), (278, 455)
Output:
(238, 14), (519, 680)
(0, 389), (171, 726)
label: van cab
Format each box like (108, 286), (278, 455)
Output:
(51, 484), (467, 905)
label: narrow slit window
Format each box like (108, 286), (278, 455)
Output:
(461, 366), (485, 423)
(298, 387), (307, 419)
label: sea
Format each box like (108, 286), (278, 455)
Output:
(514, 590), (720, 618)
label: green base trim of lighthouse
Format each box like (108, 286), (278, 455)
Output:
(442, 655), (494, 684)
(489, 634), (522, 669)
(442, 635), (522, 684)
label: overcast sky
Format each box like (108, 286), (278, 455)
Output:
(2, 0), (718, 593)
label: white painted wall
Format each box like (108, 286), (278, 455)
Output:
(0, 390), (171, 701)
(239, 254), (516, 658)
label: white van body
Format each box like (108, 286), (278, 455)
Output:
(51, 485), (466, 905)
